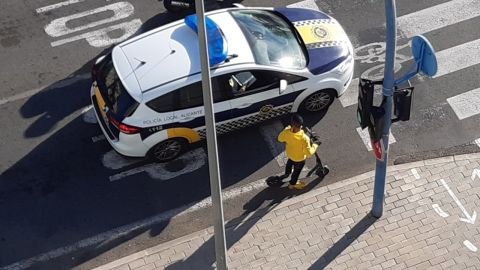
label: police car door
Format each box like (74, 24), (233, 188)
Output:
(169, 80), (232, 134)
(225, 70), (304, 121)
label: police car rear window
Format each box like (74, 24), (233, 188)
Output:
(96, 54), (138, 117)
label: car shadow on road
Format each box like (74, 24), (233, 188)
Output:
(164, 174), (328, 269)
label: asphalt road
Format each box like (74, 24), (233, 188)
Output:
(0, 0), (479, 269)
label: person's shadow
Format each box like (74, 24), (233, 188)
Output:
(164, 173), (328, 269)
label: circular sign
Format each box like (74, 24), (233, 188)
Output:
(411, 35), (437, 77)
(313, 27), (328, 39)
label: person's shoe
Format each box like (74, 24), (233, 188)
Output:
(288, 181), (306, 190)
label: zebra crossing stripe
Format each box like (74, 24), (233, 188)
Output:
(396, 0), (480, 39)
(447, 88), (480, 120)
(340, 0), (480, 108)
(433, 39), (480, 78)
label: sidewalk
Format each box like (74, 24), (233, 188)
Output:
(93, 153), (480, 270)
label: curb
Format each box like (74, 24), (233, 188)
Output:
(92, 152), (480, 270)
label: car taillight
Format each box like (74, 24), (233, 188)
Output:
(108, 115), (141, 134)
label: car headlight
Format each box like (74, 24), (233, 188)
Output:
(336, 54), (353, 74)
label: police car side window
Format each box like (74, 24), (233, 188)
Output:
(147, 82), (203, 112)
(147, 80), (232, 112)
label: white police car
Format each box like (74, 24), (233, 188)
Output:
(91, 5), (354, 162)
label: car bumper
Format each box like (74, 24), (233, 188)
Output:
(90, 84), (148, 158)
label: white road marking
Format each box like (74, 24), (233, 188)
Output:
(411, 168), (420, 179)
(475, 138), (480, 148)
(472, 169), (480, 181)
(464, 240), (478, 252)
(397, 0), (480, 39)
(44, 2), (134, 37)
(434, 39), (480, 78)
(341, 0), (480, 108)
(432, 203), (450, 218)
(356, 127), (396, 151)
(259, 121), (288, 167)
(338, 78), (359, 107)
(440, 178), (477, 224)
(91, 134), (106, 143)
(102, 150), (139, 170)
(447, 88), (480, 120)
(82, 105), (98, 124)
(50, 19), (142, 48)
(36, 0), (85, 13)
(287, 0), (318, 9)
(109, 148), (206, 182)
(1, 175), (273, 270)
(0, 74), (90, 106)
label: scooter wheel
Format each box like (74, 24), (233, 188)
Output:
(316, 165), (330, 177)
(266, 176), (283, 187)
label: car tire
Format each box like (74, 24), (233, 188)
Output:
(149, 138), (188, 162)
(300, 89), (336, 112)
(163, 0), (193, 12)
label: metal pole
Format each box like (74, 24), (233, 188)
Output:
(371, 0), (396, 218)
(194, 0), (228, 268)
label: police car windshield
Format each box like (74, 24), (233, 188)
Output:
(230, 10), (306, 69)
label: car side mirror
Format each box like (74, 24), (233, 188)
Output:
(279, 79), (288, 94)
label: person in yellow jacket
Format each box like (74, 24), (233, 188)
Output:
(277, 114), (318, 190)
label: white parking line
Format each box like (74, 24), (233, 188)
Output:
(36, 0), (85, 13)
(356, 127), (396, 151)
(447, 88), (480, 120)
(475, 138), (480, 148)
(109, 148), (207, 182)
(0, 74), (90, 106)
(102, 150), (139, 170)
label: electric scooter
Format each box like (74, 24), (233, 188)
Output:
(266, 126), (329, 187)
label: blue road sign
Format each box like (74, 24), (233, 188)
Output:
(412, 35), (437, 77)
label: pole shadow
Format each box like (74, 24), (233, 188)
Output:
(164, 174), (328, 270)
(307, 213), (378, 269)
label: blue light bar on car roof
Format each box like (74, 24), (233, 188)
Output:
(184, 14), (228, 66)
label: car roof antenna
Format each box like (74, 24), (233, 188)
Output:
(225, 54), (238, 63)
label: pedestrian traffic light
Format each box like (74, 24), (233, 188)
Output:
(357, 78), (375, 129)
(368, 105), (386, 143)
(392, 86), (414, 122)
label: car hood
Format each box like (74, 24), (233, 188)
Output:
(275, 7), (351, 75)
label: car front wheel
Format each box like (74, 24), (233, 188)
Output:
(149, 138), (188, 162)
(301, 89), (336, 112)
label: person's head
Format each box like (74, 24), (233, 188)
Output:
(290, 114), (303, 132)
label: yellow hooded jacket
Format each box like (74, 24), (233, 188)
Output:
(278, 126), (318, 162)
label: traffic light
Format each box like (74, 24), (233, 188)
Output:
(393, 86), (414, 122)
(368, 105), (386, 142)
(357, 78), (375, 129)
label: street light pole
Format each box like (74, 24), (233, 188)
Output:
(371, 0), (396, 218)
(194, 0), (228, 268)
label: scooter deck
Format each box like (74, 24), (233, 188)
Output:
(265, 166), (329, 187)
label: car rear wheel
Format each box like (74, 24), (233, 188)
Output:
(150, 138), (188, 162)
(300, 89), (336, 112)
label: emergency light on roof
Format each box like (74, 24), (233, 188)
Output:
(184, 14), (228, 66)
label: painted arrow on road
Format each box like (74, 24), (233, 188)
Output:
(472, 169), (480, 181)
(440, 179), (477, 224)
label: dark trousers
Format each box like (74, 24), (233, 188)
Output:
(282, 159), (305, 185)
